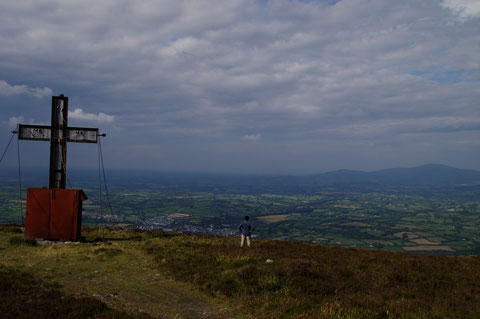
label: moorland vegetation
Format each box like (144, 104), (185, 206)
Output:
(1, 225), (479, 318)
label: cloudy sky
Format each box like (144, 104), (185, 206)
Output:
(1, 0), (479, 174)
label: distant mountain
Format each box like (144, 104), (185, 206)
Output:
(304, 164), (480, 187)
(1, 164), (479, 198)
(258, 164), (480, 199)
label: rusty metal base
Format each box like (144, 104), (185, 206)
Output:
(25, 188), (87, 241)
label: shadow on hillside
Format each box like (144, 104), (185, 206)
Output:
(80, 229), (178, 244)
(0, 266), (152, 319)
(80, 236), (143, 243)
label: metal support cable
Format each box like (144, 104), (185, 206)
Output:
(16, 133), (24, 226)
(0, 130), (17, 164)
(98, 140), (104, 238)
(98, 137), (115, 222)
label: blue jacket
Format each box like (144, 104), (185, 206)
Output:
(239, 220), (254, 235)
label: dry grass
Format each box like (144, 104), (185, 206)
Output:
(143, 232), (480, 318)
(0, 266), (149, 319)
(403, 245), (455, 252)
(0, 226), (239, 319)
(2, 225), (480, 318)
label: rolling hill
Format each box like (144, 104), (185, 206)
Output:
(310, 164), (480, 186)
(2, 163), (479, 192)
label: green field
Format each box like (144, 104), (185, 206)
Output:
(1, 180), (479, 255)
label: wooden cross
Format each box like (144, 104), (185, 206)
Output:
(18, 94), (100, 189)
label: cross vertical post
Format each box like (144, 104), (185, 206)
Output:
(49, 94), (68, 189)
(16, 94), (104, 240)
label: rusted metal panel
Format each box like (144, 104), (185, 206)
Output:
(25, 188), (87, 241)
(25, 188), (51, 238)
(50, 189), (76, 240)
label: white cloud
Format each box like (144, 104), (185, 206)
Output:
(8, 116), (24, 128)
(0, 80), (52, 98)
(442, 0), (480, 20)
(243, 134), (261, 141)
(69, 108), (115, 123)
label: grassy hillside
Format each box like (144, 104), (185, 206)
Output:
(1, 225), (479, 318)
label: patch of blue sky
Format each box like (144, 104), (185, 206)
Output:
(408, 70), (479, 84)
(409, 70), (430, 76)
(297, 0), (341, 4)
(257, 0), (341, 5)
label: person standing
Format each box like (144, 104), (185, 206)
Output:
(238, 215), (254, 247)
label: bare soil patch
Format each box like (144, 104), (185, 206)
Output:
(410, 238), (441, 245)
(168, 213), (191, 219)
(258, 214), (290, 223)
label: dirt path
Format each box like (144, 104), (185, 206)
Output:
(0, 230), (240, 319)
(76, 241), (238, 319)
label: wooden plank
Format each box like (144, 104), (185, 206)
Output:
(66, 127), (99, 143)
(18, 124), (51, 141)
(18, 124), (99, 143)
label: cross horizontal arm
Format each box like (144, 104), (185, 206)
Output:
(18, 124), (51, 141)
(18, 124), (99, 143)
(66, 127), (99, 143)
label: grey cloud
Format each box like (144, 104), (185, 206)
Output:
(0, 0), (479, 172)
